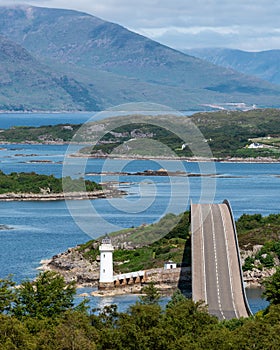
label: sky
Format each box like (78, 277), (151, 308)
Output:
(1, 0), (280, 51)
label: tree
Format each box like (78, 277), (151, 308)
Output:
(0, 276), (16, 314)
(166, 289), (187, 309)
(262, 267), (280, 305)
(13, 271), (76, 319)
(139, 282), (161, 305)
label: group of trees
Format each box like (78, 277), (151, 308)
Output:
(0, 124), (80, 143)
(0, 171), (101, 194)
(1, 270), (280, 349)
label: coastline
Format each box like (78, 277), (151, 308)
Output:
(71, 152), (280, 163)
(38, 243), (276, 297)
(0, 141), (279, 163)
(0, 189), (126, 201)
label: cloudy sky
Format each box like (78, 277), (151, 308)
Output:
(2, 0), (280, 51)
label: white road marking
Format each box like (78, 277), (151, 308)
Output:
(199, 204), (207, 305)
(209, 204), (226, 320)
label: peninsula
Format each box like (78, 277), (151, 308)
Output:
(0, 171), (125, 201)
(39, 212), (280, 295)
(1, 109), (280, 160)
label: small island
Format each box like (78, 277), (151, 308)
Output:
(0, 171), (125, 201)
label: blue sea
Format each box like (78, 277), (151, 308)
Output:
(0, 113), (278, 313)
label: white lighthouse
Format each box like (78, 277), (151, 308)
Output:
(99, 236), (114, 289)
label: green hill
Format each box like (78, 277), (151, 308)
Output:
(1, 109), (280, 158)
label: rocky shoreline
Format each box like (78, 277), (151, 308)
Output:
(1, 142), (279, 162)
(73, 152), (280, 163)
(0, 189), (126, 201)
(38, 243), (277, 297)
(39, 249), (191, 297)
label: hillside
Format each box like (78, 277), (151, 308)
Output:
(185, 48), (280, 86)
(0, 35), (100, 111)
(0, 5), (280, 111)
(1, 109), (280, 158)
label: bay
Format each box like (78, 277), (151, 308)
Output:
(0, 143), (279, 313)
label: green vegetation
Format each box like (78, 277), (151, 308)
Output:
(0, 272), (81, 319)
(236, 213), (280, 271)
(1, 109), (280, 158)
(12, 271), (77, 319)
(0, 124), (80, 143)
(113, 236), (189, 273)
(1, 211), (280, 349)
(81, 109), (280, 158)
(1, 272), (280, 349)
(0, 171), (101, 194)
(79, 212), (191, 273)
(237, 213), (280, 248)
(139, 282), (161, 305)
(78, 211), (280, 275)
(192, 108), (280, 158)
(262, 267), (280, 305)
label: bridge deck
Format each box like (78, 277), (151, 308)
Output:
(191, 202), (252, 320)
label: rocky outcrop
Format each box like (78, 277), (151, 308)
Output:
(0, 224), (13, 230)
(243, 267), (277, 287)
(240, 245), (280, 287)
(39, 246), (100, 286)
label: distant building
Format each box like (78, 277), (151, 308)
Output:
(62, 125), (73, 131)
(248, 142), (263, 149)
(164, 261), (177, 270)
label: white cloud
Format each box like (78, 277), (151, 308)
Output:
(0, 0), (280, 50)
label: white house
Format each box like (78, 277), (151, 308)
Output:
(248, 142), (263, 149)
(164, 261), (177, 270)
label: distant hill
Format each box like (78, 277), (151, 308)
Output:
(0, 5), (280, 111)
(185, 48), (280, 86)
(0, 35), (100, 111)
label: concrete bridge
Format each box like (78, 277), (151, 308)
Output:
(191, 200), (252, 320)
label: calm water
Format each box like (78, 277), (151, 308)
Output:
(0, 111), (197, 129)
(0, 142), (278, 313)
(0, 112), (94, 129)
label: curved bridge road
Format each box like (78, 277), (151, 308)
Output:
(191, 201), (252, 320)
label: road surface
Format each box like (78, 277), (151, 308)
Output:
(191, 202), (251, 320)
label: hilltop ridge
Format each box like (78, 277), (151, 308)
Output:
(0, 5), (279, 111)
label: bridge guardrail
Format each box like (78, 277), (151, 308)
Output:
(223, 199), (252, 317)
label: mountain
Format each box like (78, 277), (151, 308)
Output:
(0, 35), (101, 111)
(184, 48), (280, 86)
(0, 5), (280, 111)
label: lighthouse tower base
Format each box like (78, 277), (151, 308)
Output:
(98, 281), (115, 290)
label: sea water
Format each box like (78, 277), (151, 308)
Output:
(0, 143), (278, 313)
